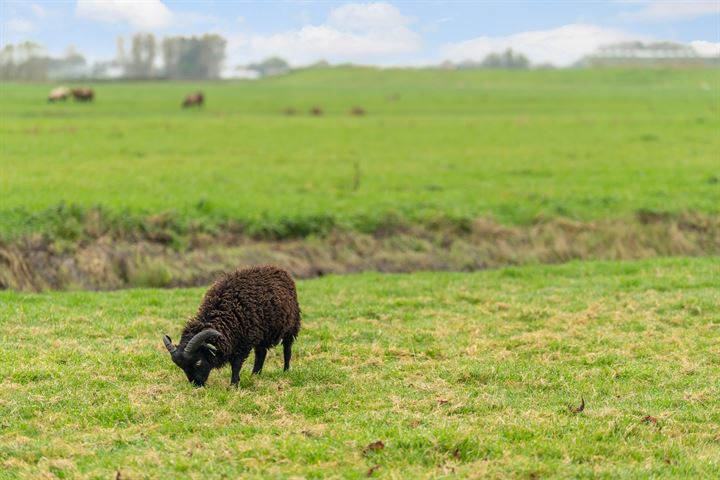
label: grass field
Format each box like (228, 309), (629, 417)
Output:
(1, 257), (718, 478)
(1, 67), (719, 477)
(1, 68), (719, 240)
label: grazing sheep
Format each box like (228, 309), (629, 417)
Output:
(71, 87), (94, 102)
(163, 265), (301, 387)
(183, 91), (204, 108)
(48, 87), (69, 102)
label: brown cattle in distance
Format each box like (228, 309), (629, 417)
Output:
(71, 88), (94, 102)
(350, 106), (366, 116)
(310, 106), (323, 116)
(183, 92), (204, 108)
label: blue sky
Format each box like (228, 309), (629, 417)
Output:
(2, 1), (719, 66)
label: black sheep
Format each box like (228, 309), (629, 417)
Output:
(163, 265), (301, 387)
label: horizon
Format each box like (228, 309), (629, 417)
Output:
(1, 0), (719, 70)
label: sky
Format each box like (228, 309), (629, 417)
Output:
(1, 0), (719, 67)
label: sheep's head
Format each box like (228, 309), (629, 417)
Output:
(163, 329), (221, 387)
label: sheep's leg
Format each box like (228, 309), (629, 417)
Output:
(230, 349), (251, 386)
(282, 337), (294, 371)
(252, 347), (267, 375)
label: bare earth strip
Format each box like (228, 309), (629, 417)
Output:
(2, 213), (718, 291)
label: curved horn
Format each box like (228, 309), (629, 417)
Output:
(163, 335), (177, 354)
(184, 329), (221, 355)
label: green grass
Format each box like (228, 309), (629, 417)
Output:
(1, 68), (719, 239)
(1, 67), (718, 475)
(1, 257), (718, 478)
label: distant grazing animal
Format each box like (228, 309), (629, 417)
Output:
(350, 106), (366, 116)
(310, 106), (323, 116)
(183, 92), (204, 108)
(71, 88), (94, 102)
(283, 107), (297, 116)
(163, 265), (301, 387)
(48, 87), (69, 102)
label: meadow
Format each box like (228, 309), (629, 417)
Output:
(1, 68), (719, 477)
(1, 257), (718, 478)
(1, 68), (718, 240)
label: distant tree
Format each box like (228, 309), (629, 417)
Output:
(162, 34), (226, 80)
(127, 33), (156, 78)
(307, 59), (329, 69)
(47, 46), (87, 79)
(448, 49), (530, 70)
(480, 49), (530, 69)
(0, 44), (15, 81)
(0, 41), (49, 81)
(247, 57), (290, 76)
(116, 36), (127, 66)
(199, 34), (226, 78)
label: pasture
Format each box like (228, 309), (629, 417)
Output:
(1, 68), (718, 240)
(1, 257), (719, 478)
(1, 68), (719, 477)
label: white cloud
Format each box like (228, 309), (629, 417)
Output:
(30, 3), (46, 19)
(228, 2), (421, 65)
(75, 0), (174, 29)
(621, 1), (720, 21)
(328, 2), (410, 30)
(241, 26), (419, 63)
(691, 40), (720, 57)
(173, 11), (223, 28)
(2, 2), (47, 36)
(442, 24), (637, 66)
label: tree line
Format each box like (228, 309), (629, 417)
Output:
(0, 37), (539, 83)
(0, 33), (226, 81)
(440, 49), (531, 70)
